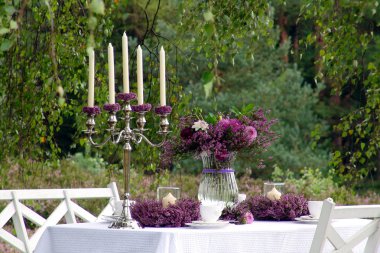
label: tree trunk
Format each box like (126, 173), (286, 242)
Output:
(279, 10), (288, 63)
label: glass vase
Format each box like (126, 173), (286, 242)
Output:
(197, 152), (239, 206)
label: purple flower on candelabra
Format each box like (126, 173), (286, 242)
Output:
(116, 92), (137, 101)
(103, 103), (121, 112)
(216, 118), (243, 132)
(131, 103), (152, 112)
(82, 106), (101, 115)
(154, 106), (172, 115)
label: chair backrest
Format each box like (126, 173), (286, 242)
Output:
(0, 182), (120, 253)
(310, 199), (380, 253)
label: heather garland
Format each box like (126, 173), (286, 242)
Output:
(160, 106), (277, 169)
(130, 195), (307, 227)
(130, 198), (200, 227)
(220, 194), (309, 221)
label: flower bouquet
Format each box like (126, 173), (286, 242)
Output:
(160, 105), (277, 205)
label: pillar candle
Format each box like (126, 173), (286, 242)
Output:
(108, 43), (115, 104)
(162, 192), (177, 208)
(122, 32), (130, 93)
(159, 46), (166, 106)
(88, 48), (95, 107)
(266, 187), (282, 201)
(137, 45), (143, 105)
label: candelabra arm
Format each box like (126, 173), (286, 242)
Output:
(134, 132), (167, 147)
(87, 135), (112, 147)
(111, 130), (125, 144)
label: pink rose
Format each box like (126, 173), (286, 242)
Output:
(244, 126), (257, 145)
(240, 212), (254, 224)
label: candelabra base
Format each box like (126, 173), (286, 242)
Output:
(108, 193), (142, 229)
(109, 216), (141, 229)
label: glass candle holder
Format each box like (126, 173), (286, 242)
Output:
(157, 187), (180, 208)
(263, 182), (285, 200)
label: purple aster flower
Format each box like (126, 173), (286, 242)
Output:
(180, 127), (194, 140)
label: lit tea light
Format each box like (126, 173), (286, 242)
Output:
(162, 192), (177, 208)
(266, 187), (281, 201)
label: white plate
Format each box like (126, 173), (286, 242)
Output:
(191, 220), (230, 225)
(300, 215), (318, 220)
(186, 220), (230, 229)
(294, 217), (319, 224)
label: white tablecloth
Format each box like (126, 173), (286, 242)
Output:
(34, 219), (376, 253)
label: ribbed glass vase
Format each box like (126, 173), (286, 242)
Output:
(197, 152), (239, 206)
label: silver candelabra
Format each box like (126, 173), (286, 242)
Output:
(83, 97), (170, 229)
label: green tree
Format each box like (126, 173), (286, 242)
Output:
(0, 0), (114, 160)
(300, 0), (380, 182)
(186, 34), (330, 175)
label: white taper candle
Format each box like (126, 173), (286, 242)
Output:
(137, 45), (143, 105)
(159, 46), (166, 106)
(108, 43), (115, 104)
(88, 48), (95, 107)
(122, 32), (130, 93)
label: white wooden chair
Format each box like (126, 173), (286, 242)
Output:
(0, 182), (120, 253)
(310, 199), (380, 253)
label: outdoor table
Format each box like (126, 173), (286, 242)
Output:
(34, 219), (376, 253)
